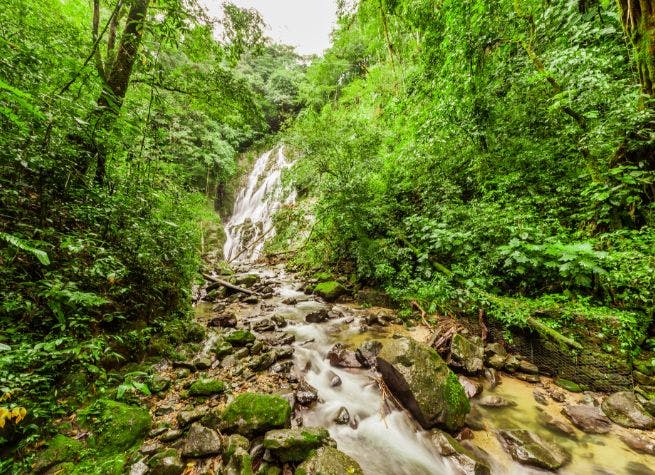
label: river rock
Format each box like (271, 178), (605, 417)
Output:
(192, 356), (212, 371)
(476, 395), (516, 408)
(497, 429), (571, 470)
(601, 391), (655, 429)
(533, 389), (548, 405)
(450, 334), (484, 374)
(377, 336), (470, 431)
(484, 343), (506, 358)
(486, 354), (506, 370)
(515, 372), (540, 383)
(253, 318), (275, 332)
(208, 313), (237, 328)
(313, 281), (347, 302)
(334, 407), (350, 424)
(537, 412), (577, 439)
(432, 430), (491, 475)
(248, 351), (277, 372)
(483, 368), (499, 389)
(213, 340), (234, 358)
(327, 343), (362, 368)
(621, 433), (655, 455)
(458, 375), (482, 398)
(271, 314), (287, 327)
(305, 309), (330, 323)
(562, 404), (612, 434)
(177, 408), (207, 427)
(181, 423), (222, 458)
(234, 273), (260, 287)
(295, 446), (363, 475)
(188, 378), (225, 397)
(296, 379), (319, 406)
(326, 370), (342, 387)
(518, 360), (539, 374)
(263, 427), (335, 462)
(224, 329), (256, 346)
(503, 355), (520, 372)
(260, 331), (295, 346)
(355, 340), (382, 367)
(148, 449), (185, 475)
(160, 429), (184, 442)
(219, 393), (291, 436)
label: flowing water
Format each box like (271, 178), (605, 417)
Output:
(223, 147), (295, 263)
(218, 147), (655, 475)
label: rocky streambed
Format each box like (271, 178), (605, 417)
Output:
(32, 265), (655, 475)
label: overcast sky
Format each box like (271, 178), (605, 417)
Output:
(201, 0), (338, 56)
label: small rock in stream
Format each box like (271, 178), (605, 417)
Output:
(327, 343), (362, 368)
(208, 313), (237, 328)
(537, 412), (577, 439)
(253, 318), (275, 332)
(242, 295), (260, 304)
(282, 297), (297, 305)
(326, 370), (342, 387)
(355, 340), (382, 368)
(305, 309), (330, 323)
(483, 368), (499, 389)
(621, 433), (655, 455)
(296, 380), (319, 406)
(458, 375), (482, 398)
(271, 314), (287, 327)
(515, 372), (540, 383)
(601, 391), (655, 429)
(533, 389), (549, 406)
(334, 407), (350, 424)
(476, 395), (516, 408)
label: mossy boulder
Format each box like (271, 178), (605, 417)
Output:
(32, 435), (84, 473)
(450, 334), (484, 374)
(82, 399), (151, 452)
(601, 391), (655, 429)
(377, 336), (470, 431)
(233, 273), (260, 287)
(295, 446), (363, 475)
(213, 339), (234, 358)
(313, 281), (347, 302)
(431, 430), (491, 475)
(224, 434), (253, 474)
(219, 393), (291, 436)
(497, 430), (571, 470)
(189, 378), (226, 397)
(263, 427), (335, 462)
(225, 329), (256, 347)
(147, 448), (185, 475)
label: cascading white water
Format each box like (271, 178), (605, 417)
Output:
(223, 147), (296, 262)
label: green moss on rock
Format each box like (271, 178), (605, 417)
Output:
(225, 329), (256, 346)
(295, 446), (363, 475)
(219, 393), (291, 436)
(263, 427), (334, 462)
(555, 378), (582, 393)
(189, 378), (226, 397)
(32, 435), (84, 473)
(313, 281), (347, 302)
(82, 399), (151, 452)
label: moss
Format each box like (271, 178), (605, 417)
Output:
(263, 427), (333, 462)
(295, 447), (363, 475)
(81, 399), (151, 452)
(32, 435), (84, 473)
(188, 378), (226, 397)
(313, 271), (333, 282)
(313, 281), (346, 302)
(225, 329), (256, 346)
(214, 339), (235, 358)
(220, 393), (291, 436)
(443, 371), (471, 429)
(555, 378), (582, 393)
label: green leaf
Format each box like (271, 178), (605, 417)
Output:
(0, 232), (50, 265)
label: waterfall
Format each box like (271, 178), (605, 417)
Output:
(223, 147), (295, 262)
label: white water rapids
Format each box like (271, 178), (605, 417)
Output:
(223, 147), (296, 262)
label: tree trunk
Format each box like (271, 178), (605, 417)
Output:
(616, 0), (655, 95)
(94, 0), (149, 184)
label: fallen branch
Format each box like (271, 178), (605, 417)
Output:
(410, 300), (430, 327)
(202, 274), (260, 296)
(526, 316), (583, 350)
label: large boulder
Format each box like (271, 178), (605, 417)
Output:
(497, 430), (571, 471)
(376, 337), (470, 431)
(263, 427), (335, 462)
(601, 391), (655, 429)
(295, 446), (363, 475)
(83, 399), (151, 452)
(219, 393), (291, 436)
(562, 404), (612, 434)
(450, 334), (484, 374)
(182, 423), (222, 458)
(313, 281), (347, 302)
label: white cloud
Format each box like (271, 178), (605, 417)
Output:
(201, 0), (338, 56)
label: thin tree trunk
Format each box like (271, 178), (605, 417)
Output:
(616, 0), (655, 95)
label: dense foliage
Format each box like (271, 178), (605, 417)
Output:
(0, 0), (303, 462)
(281, 0), (655, 353)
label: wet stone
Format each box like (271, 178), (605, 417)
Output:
(327, 343), (361, 368)
(518, 360), (539, 374)
(181, 423), (222, 458)
(621, 433), (655, 455)
(537, 412), (577, 439)
(305, 309), (330, 323)
(533, 389), (549, 406)
(327, 370), (342, 387)
(208, 313), (237, 328)
(296, 380), (319, 406)
(271, 314), (287, 327)
(497, 429), (571, 471)
(334, 407), (350, 424)
(458, 375), (482, 399)
(487, 354), (506, 370)
(562, 404), (612, 434)
(515, 372), (540, 383)
(601, 391), (655, 429)
(476, 395), (516, 408)
(450, 334), (484, 374)
(355, 340), (382, 368)
(161, 429), (184, 442)
(253, 318), (275, 332)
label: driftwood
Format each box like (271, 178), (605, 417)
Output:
(202, 274), (260, 296)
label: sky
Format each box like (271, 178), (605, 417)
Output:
(201, 0), (339, 56)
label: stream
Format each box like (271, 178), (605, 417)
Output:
(185, 148), (655, 474)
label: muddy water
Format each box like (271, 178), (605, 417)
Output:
(211, 266), (654, 475)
